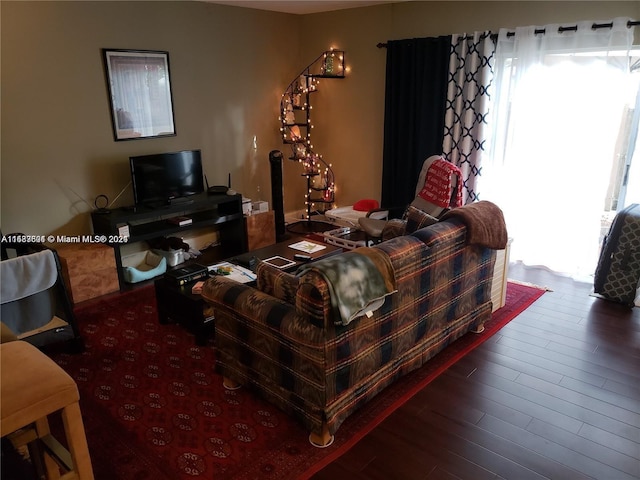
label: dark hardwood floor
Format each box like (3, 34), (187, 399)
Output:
(312, 263), (640, 480)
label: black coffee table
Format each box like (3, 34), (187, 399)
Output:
(228, 235), (342, 271)
(155, 236), (341, 345)
(155, 276), (215, 346)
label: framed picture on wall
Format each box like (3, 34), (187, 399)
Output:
(102, 49), (176, 141)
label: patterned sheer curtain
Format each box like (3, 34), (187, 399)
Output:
(481, 18), (635, 280)
(442, 32), (496, 204)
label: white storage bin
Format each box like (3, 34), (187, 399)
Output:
(152, 248), (185, 267)
(251, 200), (269, 214)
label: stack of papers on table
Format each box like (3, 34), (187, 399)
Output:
(208, 262), (257, 283)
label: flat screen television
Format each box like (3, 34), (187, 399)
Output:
(130, 149), (204, 207)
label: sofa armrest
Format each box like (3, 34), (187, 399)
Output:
(255, 260), (299, 304)
(201, 275), (329, 343)
(202, 274), (291, 319)
(239, 260), (334, 330)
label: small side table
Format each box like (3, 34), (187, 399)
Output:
(491, 238), (512, 312)
(245, 211), (276, 250)
(56, 243), (119, 304)
(154, 277), (214, 346)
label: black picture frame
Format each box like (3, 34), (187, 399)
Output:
(102, 49), (176, 141)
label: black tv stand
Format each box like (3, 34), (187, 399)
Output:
(142, 202), (169, 210)
(92, 193), (247, 289)
(141, 197), (196, 210)
(168, 197), (195, 206)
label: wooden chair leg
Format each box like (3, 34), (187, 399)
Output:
(25, 434), (49, 479)
(61, 402), (94, 480)
(35, 417), (61, 480)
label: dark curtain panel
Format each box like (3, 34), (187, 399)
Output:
(381, 36), (451, 209)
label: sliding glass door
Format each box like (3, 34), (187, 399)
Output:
(480, 21), (637, 280)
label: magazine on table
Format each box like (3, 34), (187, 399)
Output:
(289, 240), (326, 254)
(208, 262), (257, 283)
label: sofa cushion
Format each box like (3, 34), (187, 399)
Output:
(256, 260), (299, 304)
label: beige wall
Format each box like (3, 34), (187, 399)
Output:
(2, 1), (638, 236)
(1, 1), (300, 235)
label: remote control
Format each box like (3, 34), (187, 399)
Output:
(294, 254), (312, 261)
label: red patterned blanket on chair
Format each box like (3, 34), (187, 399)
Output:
(417, 158), (463, 209)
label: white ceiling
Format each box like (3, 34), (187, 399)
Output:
(203, 0), (409, 15)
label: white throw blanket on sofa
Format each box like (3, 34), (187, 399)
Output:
(298, 249), (397, 326)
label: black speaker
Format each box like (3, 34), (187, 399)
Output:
(269, 150), (286, 241)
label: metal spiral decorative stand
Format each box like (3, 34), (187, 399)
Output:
(279, 49), (345, 233)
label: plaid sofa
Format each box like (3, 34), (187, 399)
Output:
(201, 215), (499, 445)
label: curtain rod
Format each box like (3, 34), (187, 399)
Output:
(376, 19), (640, 48)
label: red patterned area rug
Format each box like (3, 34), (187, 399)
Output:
(52, 282), (544, 480)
